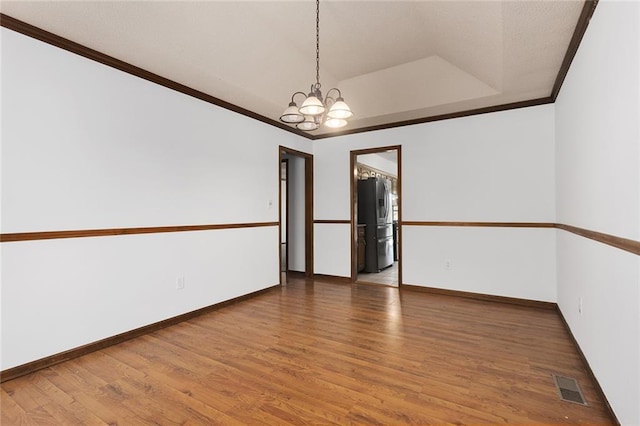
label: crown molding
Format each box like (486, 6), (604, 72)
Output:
(1, 1), (598, 140)
(551, 0), (599, 101)
(0, 13), (313, 140)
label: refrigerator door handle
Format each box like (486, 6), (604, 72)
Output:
(383, 180), (390, 221)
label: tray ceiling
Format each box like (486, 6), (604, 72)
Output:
(1, 1), (587, 138)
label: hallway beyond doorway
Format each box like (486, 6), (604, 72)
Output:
(356, 261), (399, 287)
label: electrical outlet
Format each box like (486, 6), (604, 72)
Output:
(578, 297), (582, 315)
(445, 260), (452, 270)
(176, 276), (185, 290)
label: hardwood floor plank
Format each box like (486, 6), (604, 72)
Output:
(1, 277), (615, 424)
(143, 329), (351, 423)
(104, 338), (249, 424)
(0, 388), (31, 425)
(48, 361), (144, 423)
(32, 372), (108, 425)
(1, 374), (64, 425)
(87, 350), (226, 424)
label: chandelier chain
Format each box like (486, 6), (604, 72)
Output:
(315, 0), (320, 86)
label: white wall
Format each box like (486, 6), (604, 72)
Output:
(314, 223), (351, 276)
(287, 155), (306, 272)
(403, 226), (556, 301)
(314, 105), (557, 302)
(554, 1), (640, 424)
(0, 28), (311, 369)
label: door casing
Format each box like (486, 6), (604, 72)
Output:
(350, 145), (402, 285)
(279, 146), (314, 282)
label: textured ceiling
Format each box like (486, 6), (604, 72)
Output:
(1, 1), (586, 137)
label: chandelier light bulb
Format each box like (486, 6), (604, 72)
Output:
(297, 116), (319, 131)
(324, 117), (348, 129)
(299, 95), (325, 116)
(327, 99), (353, 119)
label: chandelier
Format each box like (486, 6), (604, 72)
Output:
(280, 0), (353, 131)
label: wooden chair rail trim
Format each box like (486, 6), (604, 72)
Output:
(0, 285), (280, 383)
(402, 222), (639, 256)
(401, 221), (556, 228)
(0, 222), (279, 243)
(4, 221), (637, 256)
(555, 223), (640, 256)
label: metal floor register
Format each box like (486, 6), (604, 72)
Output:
(552, 374), (588, 406)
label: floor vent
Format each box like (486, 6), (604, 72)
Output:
(552, 374), (588, 406)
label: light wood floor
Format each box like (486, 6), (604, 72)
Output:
(357, 261), (399, 286)
(1, 277), (614, 425)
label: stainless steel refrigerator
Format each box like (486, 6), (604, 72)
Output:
(357, 177), (394, 272)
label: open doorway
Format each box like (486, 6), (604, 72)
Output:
(350, 146), (401, 287)
(279, 147), (314, 284)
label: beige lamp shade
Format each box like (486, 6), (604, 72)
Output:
(280, 103), (304, 123)
(299, 95), (325, 116)
(297, 116), (319, 131)
(327, 100), (353, 119)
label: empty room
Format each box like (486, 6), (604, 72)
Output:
(1, 0), (638, 424)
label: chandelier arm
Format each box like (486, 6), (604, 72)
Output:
(325, 88), (342, 102)
(290, 91), (308, 103)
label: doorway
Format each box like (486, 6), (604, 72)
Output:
(279, 147), (314, 283)
(350, 146), (401, 287)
